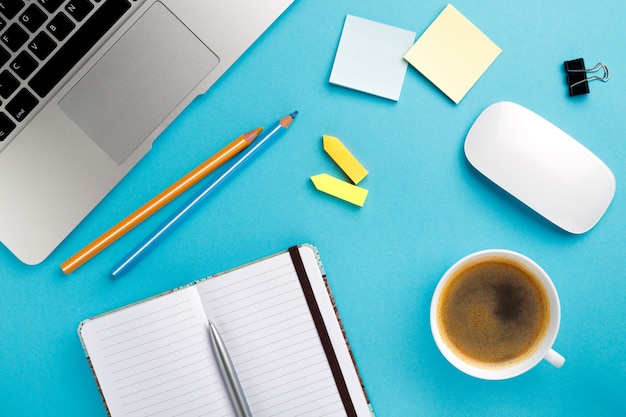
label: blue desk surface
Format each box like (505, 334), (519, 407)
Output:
(1, 1), (624, 416)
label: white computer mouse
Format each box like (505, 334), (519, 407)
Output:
(464, 101), (615, 234)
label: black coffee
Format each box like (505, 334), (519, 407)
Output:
(437, 256), (550, 368)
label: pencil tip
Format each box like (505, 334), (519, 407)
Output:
(280, 111), (299, 128)
(243, 127), (264, 143)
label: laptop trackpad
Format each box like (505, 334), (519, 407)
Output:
(59, 2), (219, 165)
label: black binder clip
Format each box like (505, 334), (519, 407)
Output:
(564, 58), (610, 96)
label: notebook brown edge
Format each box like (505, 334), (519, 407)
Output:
(295, 244), (373, 413)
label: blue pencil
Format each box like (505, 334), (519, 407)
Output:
(111, 111), (298, 278)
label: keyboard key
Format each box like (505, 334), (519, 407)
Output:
(6, 89), (39, 122)
(66, 0), (95, 22)
(38, 0), (65, 14)
(29, 32), (57, 60)
(0, 44), (9, 67)
(20, 4), (48, 33)
(48, 12), (75, 41)
(30, 0), (131, 98)
(0, 1), (25, 20)
(1, 23), (29, 52)
(0, 112), (16, 140)
(0, 70), (19, 99)
(0, 17), (6, 32)
(10, 51), (38, 80)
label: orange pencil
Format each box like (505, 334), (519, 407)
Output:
(61, 127), (263, 274)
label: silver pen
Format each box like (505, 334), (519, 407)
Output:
(208, 320), (253, 417)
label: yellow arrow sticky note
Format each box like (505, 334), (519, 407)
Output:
(311, 174), (368, 207)
(323, 135), (368, 184)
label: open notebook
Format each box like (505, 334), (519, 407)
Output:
(78, 245), (373, 417)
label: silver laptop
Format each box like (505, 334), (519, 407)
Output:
(0, 0), (294, 264)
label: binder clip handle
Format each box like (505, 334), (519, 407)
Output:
(564, 58), (610, 96)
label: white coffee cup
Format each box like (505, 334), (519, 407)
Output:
(430, 249), (565, 380)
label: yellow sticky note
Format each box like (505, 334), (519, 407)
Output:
(323, 135), (368, 184)
(403, 4), (501, 103)
(311, 174), (368, 207)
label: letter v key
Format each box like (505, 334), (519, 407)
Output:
(28, 33), (57, 60)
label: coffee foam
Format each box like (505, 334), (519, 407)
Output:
(437, 256), (550, 369)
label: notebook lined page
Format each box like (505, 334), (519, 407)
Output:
(79, 287), (233, 417)
(196, 252), (347, 417)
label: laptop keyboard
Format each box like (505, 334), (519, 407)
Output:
(0, 0), (137, 146)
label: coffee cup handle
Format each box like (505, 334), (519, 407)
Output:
(544, 348), (565, 368)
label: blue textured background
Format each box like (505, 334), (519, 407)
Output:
(1, 1), (624, 416)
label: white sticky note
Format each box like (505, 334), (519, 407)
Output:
(330, 15), (416, 101)
(403, 4), (501, 103)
